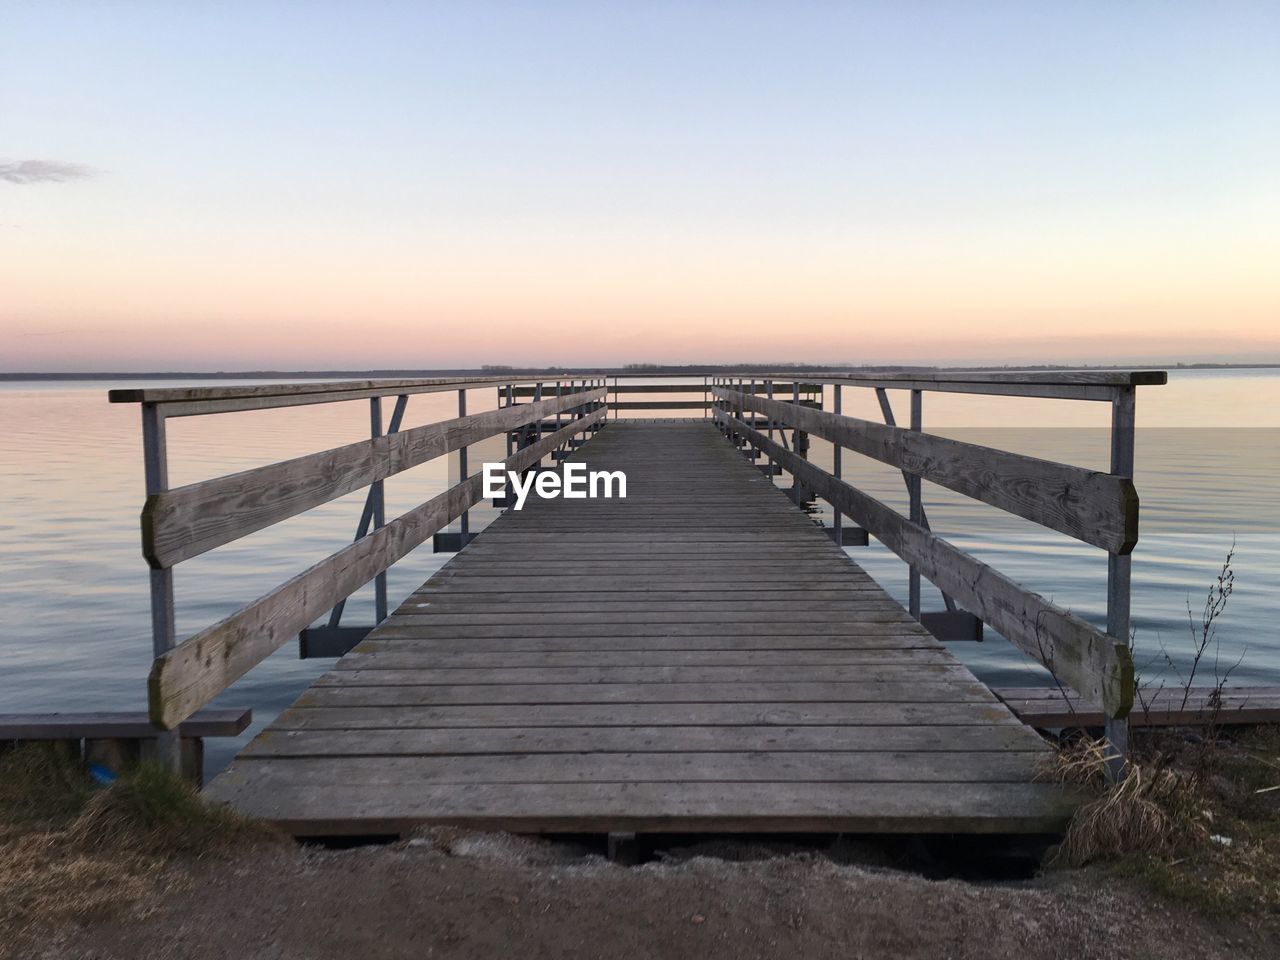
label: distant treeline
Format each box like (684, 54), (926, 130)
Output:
(2, 361), (1278, 382)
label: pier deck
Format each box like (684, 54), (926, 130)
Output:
(206, 422), (1072, 835)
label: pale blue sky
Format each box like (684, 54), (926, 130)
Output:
(2, 2), (1278, 369)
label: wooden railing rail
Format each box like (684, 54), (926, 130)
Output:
(713, 408), (1132, 714)
(113, 376), (609, 741)
(147, 407), (605, 729)
(109, 376), (579, 417)
(142, 387), (603, 568)
(710, 370), (1165, 775)
(715, 387), (1138, 553)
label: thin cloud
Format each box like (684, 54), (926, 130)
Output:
(0, 159), (94, 184)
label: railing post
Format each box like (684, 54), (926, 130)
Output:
(142, 402), (181, 769)
(908, 389), (923, 619)
(766, 380), (774, 449)
(370, 397), (388, 622)
(505, 383), (515, 458)
(457, 388), (469, 543)
(1105, 385), (1136, 780)
(833, 385), (843, 544)
(533, 381), (543, 454)
(792, 381), (810, 503)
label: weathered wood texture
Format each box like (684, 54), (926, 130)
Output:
(206, 422), (1073, 836)
(713, 386), (1138, 553)
(148, 408), (605, 730)
(144, 386), (604, 567)
(715, 410), (1134, 717)
(0, 707), (251, 739)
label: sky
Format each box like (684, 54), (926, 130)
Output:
(2, 1), (1278, 371)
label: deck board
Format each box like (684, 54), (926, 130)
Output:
(206, 421), (1071, 835)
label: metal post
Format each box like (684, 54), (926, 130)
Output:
(142, 402), (181, 769)
(458, 388), (469, 542)
(533, 381), (543, 451)
(766, 380), (774, 447)
(1105, 386), (1136, 780)
(833, 385), (843, 544)
(908, 390), (923, 618)
(507, 383), (516, 456)
(327, 394), (407, 629)
(791, 381), (801, 452)
(369, 397), (388, 622)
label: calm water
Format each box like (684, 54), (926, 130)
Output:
(1, 369), (1277, 774)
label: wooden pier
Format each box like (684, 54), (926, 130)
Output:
(111, 371), (1166, 837)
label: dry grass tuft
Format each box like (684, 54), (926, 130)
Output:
(0, 744), (282, 949)
(0, 742), (94, 827)
(1039, 738), (1203, 868)
(67, 761), (277, 855)
(1039, 729), (1280, 916)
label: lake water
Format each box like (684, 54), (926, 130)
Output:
(1, 369), (1277, 774)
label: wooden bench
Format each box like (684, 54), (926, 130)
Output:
(0, 707), (252, 786)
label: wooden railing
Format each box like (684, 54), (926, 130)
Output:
(709, 369), (1166, 773)
(113, 368), (1165, 776)
(110, 377), (607, 740)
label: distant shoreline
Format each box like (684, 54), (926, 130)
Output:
(3, 362), (1279, 382)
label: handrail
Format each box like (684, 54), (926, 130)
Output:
(710, 369), (1165, 774)
(118, 368), (1166, 772)
(109, 376), (569, 417)
(148, 406), (605, 729)
(109, 369), (1168, 413)
(143, 387), (604, 567)
(119, 375), (609, 737)
(715, 386), (1138, 553)
(714, 408), (1133, 713)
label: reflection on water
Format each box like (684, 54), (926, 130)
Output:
(0, 370), (1276, 774)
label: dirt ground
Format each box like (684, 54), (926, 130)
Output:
(11, 830), (1274, 960)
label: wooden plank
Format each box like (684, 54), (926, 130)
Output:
(717, 410), (1134, 717)
(399, 599), (907, 614)
(148, 409), (605, 729)
(201, 776), (1079, 835)
(0, 707), (252, 740)
(406, 591), (892, 605)
(143, 386), (604, 567)
(294, 680), (998, 707)
(335, 649), (956, 669)
(610, 400), (714, 410)
(243, 722), (1048, 756)
(214, 750), (1046, 784)
(109, 375), (525, 404)
(354, 633), (942, 653)
(319, 663), (977, 685)
(380, 609), (916, 626)
(714, 386), (1138, 552)
(365, 622), (940, 640)
(270, 700), (1023, 729)
(416, 577), (879, 592)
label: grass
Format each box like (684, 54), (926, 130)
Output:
(1041, 727), (1280, 918)
(0, 742), (281, 946)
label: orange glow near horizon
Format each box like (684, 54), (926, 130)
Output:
(5, 227), (1278, 369)
(4, 4), (1278, 370)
